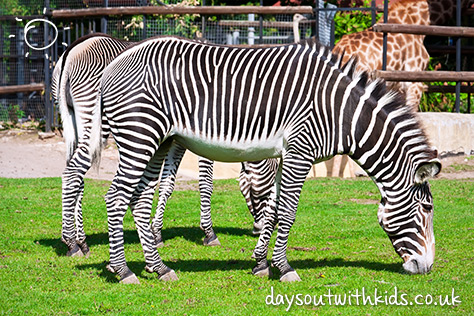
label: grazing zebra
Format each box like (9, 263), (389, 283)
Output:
(95, 36), (440, 283)
(51, 33), (130, 257)
(52, 33), (271, 256)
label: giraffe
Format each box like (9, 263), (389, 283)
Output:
(330, 0), (472, 177)
(334, 0), (474, 109)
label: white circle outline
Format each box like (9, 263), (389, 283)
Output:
(24, 19), (58, 51)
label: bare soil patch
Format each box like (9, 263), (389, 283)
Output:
(1, 129), (473, 183)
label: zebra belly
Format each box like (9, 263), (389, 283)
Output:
(172, 133), (284, 163)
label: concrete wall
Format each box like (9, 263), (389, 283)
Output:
(175, 113), (474, 180)
(417, 113), (474, 156)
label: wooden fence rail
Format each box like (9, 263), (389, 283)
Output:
(51, 5), (315, 18)
(0, 83), (45, 95)
(425, 85), (474, 93)
(373, 23), (474, 38)
(374, 71), (474, 82)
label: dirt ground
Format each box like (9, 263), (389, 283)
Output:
(1, 129), (473, 181)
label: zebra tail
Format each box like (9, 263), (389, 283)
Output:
(89, 90), (103, 171)
(55, 61), (77, 164)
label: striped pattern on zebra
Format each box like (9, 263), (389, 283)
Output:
(52, 33), (270, 257)
(51, 33), (130, 257)
(239, 160), (278, 235)
(95, 36), (441, 283)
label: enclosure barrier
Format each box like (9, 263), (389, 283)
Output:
(0, 83), (45, 95)
(373, 23), (474, 38)
(373, 71), (474, 82)
(51, 5), (315, 18)
(375, 2), (474, 113)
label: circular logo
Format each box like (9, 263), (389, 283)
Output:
(24, 19), (58, 51)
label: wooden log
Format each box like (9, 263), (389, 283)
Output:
(373, 23), (474, 38)
(217, 20), (315, 28)
(426, 45), (474, 55)
(52, 5), (315, 18)
(0, 83), (45, 95)
(374, 70), (474, 82)
(425, 85), (474, 93)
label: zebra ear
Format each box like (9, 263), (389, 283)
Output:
(414, 159), (441, 184)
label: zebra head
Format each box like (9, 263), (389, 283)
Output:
(377, 158), (441, 274)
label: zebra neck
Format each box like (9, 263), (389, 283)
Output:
(348, 100), (431, 192)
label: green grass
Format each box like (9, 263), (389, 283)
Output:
(0, 177), (473, 315)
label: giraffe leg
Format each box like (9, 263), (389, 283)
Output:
(405, 82), (424, 111)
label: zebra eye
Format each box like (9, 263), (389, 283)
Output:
(421, 203), (433, 212)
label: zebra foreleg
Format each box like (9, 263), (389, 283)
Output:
(271, 155), (313, 282)
(198, 158), (220, 246)
(151, 142), (186, 248)
(251, 160), (282, 277)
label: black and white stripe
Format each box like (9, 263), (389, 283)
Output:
(52, 34), (270, 257)
(52, 33), (130, 256)
(96, 36), (440, 283)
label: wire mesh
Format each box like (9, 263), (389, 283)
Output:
(0, 8), (317, 124)
(1, 19), (46, 123)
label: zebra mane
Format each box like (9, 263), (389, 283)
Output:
(321, 41), (437, 162)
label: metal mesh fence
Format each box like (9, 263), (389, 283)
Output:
(104, 14), (315, 45)
(0, 7), (317, 125)
(0, 19), (47, 123)
(50, 0), (186, 10)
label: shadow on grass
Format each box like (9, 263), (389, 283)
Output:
(75, 258), (402, 283)
(36, 226), (254, 256)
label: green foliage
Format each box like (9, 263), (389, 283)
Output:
(0, 177), (473, 315)
(0, 105), (25, 125)
(333, 0), (382, 43)
(419, 54), (474, 113)
(1, 0), (43, 15)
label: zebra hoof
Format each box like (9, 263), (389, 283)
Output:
(253, 266), (272, 277)
(67, 244), (84, 257)
(252, 220), (264, 235)
(203, 236), (221, 247)
(78, 241), (91, 258)
(280, 271), (301, 282)
(159, 269), (178, 281)
(120, 273), (140, 284)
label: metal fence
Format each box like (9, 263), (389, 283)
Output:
(0, 17), (47, 123)
(1, 3), (321, 129)
(1, 0), (472, 130)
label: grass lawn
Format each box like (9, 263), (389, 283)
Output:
(0, 177), (472, 315)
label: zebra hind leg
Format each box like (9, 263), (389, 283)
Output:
(132, 143), (178, 281)
(74, 180), (90, 258)
(151, 142), (186, 248)
(198, 158), (220, 246)
(61, 143), (92, 257)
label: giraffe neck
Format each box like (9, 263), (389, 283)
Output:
(382, 0), (472, 26)
(427, 0), (472, 25)
(385, 0), (430, 25)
